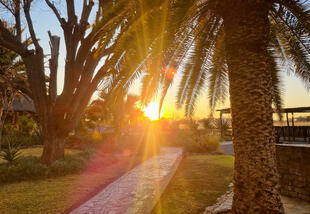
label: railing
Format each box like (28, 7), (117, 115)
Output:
(275, 126), (310, 142)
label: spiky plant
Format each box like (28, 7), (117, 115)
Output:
(0, 135), (21, 165)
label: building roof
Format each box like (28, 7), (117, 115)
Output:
(281, 107), (310, 113)
(217, 107), (310, 114)
(4, 96), (35, 113)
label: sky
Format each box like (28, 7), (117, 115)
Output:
(1, 1), (310, 119)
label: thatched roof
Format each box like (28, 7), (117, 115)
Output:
(4, 96), (35, 113)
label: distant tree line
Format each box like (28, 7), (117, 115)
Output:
(296, 116), (310, 122)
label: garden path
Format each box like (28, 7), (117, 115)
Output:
(204, 188), (310, 214)
(69, 147), (183, 214)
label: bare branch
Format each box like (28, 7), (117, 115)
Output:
(48, 31), (60, 104)
(23, 0), (42, 52)
(14, 0), (21, 42)
(57, 0), (94, 104)
(0, 0), (15, 14)
(0, 0), (22, 41)
(45, 0), (66, 27)
(66, 0), (77, 25)
(80, 0), (94, 25)
(0, 20), (28, 56)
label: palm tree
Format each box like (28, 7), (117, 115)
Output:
(117, 0), (310, 213)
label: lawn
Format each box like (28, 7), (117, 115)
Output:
(0, 152), (145, 214)
(152, 155), (234, 214)
(0, 151), (233, 213)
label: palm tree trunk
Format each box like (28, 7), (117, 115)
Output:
(222, 1), (284, 213)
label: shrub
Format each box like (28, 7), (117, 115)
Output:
(49, 153), (89, 176)
(2, 133), (42, 148)
(202, 135), (220, 152)
(0, 150), (93, 183)
(0, 156), (47, 182)
(65, 133), (111, 149)
(180, 134), (220, 153)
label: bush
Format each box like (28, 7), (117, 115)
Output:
(0, 156), (47, 182)
(0, 151), (92, 183)
(159, 129), (192, 148)
(168, 132), (220, 153)
(49, 153), (89, 176)
(2, 133), (42, 148)
(2, 114), (42, 148)
(65, 133), (111, 149)
(202, 136), (220, 152)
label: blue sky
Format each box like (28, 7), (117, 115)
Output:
(2, 0), (310, 119)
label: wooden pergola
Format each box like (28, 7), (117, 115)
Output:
(217, 107), (310, 142)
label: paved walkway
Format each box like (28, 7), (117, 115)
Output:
(69, 147), (183, 214)
(204, 187), (310, 214)
(282, 196), (310, 214)
(220, 141), (234, 155)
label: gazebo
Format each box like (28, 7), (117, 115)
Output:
(217, 107), (310, 143)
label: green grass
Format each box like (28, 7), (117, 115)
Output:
(152, 155), (234, 214)
(0, 152), (233, 214)
(0, 154), (144, 214)
(0, 175), (79, 214)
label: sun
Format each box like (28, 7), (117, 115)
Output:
(143, 102), (164, 120)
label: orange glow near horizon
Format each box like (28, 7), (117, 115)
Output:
(143, 102), (164, 120)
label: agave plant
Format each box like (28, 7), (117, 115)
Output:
(0, 135), (21, 165)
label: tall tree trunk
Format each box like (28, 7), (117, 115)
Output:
(223, 1), (284, 213)
(0, 121), (3, 151)
(41, 127), (65, 165)
(0, 95), (7, 151)
(0, 102), (3, 151)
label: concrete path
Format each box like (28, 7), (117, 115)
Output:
(69, 147), (183, 214)
(220, 141), (234, 155)
(282, 196), (310, 214)
(204, 188), (310, 214)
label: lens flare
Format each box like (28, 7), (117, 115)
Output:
(143, 102), (163, 120)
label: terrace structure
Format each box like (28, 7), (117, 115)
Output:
(217, 107), (310, 144)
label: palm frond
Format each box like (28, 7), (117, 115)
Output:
(270, 11), (310, 90)
(267, 49), (284, 119)
(208, 28), (228, 111)
(183, 16), (221, 116)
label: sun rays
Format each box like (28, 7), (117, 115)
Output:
(143, 102), (164, 120)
